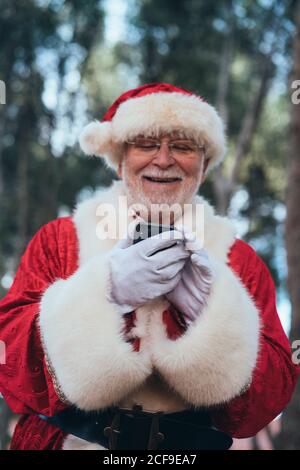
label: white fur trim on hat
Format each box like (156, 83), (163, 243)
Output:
(79, 120), (114, 157)
(79, 92), (226, 172)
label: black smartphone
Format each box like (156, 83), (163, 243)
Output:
(133, 222), (175, 245)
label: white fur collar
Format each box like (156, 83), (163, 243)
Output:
(72, 180), (236, 265)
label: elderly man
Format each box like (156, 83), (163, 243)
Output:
(0, 83), (298, 450)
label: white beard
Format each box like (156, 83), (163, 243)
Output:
(122, 164), (199, 224)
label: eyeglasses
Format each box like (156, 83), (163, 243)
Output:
(125, 138), (206, 159)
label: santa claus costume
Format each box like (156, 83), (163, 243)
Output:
(0, 83), (298, 450)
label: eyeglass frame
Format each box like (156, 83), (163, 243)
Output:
(125, 137), (206, 158)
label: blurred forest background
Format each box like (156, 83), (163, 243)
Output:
(0, 0), (299, 450)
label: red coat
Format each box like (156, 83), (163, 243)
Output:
(0, 182), (298, 450)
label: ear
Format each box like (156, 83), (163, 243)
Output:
(203, 156), (210, 173)
(117, 161), (123, 179)
(201, 157), (210, 183)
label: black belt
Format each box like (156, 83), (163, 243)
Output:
(40, 404), (232, 450)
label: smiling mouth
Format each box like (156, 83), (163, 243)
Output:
(143, 176), (182, 183)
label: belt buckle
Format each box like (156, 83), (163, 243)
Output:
(103, 410), (121, 450)
(104, 404), (165, 450)
(146, 409), (165, 450)
(120, 404), (165, 450)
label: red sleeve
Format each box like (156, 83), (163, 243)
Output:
(0, 217), (78, 416)
(212, 239), (300, 438)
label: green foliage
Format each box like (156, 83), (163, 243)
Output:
(116, 0), (296, 289)
(0, 0), (109, 284)
(0, 0), (297, 295)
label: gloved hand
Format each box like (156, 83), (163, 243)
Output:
(107, 228), (190, 314)
(166, 231), (214, 325)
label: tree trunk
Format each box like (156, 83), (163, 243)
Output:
(15, 100), (31, 263)
(275, 1), (300, 450)
(0, 114), (5, 196)
(212, 0), (234, 215)
(214, 55), (274, 215)
(212, 0), (286, 215)
(215, 0), (234, 126)
(0, 399), (12, 450)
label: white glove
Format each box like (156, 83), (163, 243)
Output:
(107, 229), (190, 314)
(166, 228), (214, 325)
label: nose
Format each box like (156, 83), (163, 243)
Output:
(152, 141), (175, 169)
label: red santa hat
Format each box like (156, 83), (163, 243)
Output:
(79, 82), (226, 172)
